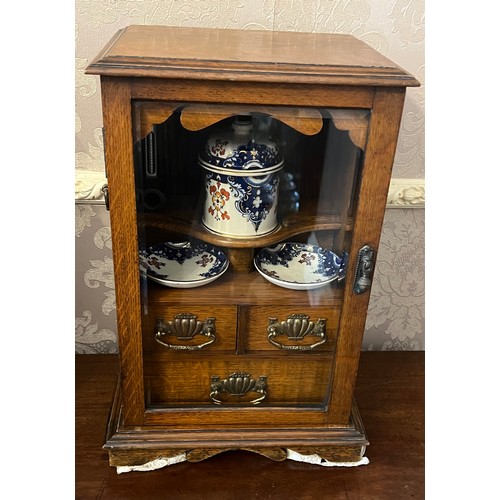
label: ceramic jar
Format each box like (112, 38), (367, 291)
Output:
(198, 116), (284, 238)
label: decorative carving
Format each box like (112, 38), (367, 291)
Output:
(186, 447), (288, 462)
(387, 178), (425, 208)
(135, 102), (178, 139)
(74, 170), (107, 203)
(328, 109), (370, 150)
(181, 104), (324, 136)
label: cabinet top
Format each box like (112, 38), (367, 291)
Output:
(86, 25), (419, 87)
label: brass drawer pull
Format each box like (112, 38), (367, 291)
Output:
(155, 313), (216, 351)
(210, 372), (268, 405)
(267, 314), (327, 350)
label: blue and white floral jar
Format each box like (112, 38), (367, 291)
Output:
(198, 116), (284, 238)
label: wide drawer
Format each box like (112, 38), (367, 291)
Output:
(242, 305), (339, 352)
(142, 305), (237, 352)
(144, 354), (334, 406)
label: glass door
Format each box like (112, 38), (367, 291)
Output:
(131, 103), (369, 418)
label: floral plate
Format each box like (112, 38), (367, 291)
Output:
(139, 242), (229, 288)
(254, 242), (347, 290)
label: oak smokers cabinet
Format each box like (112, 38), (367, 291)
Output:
(86, 25), (419, 470)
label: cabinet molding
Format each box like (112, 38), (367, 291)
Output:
(386, 178), (425, 208)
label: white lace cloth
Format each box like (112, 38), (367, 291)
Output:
(116, 453), (187, 474)
(286, 449), (369, 467)
(116, 449), (369, 473)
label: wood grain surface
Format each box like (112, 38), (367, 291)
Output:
(130, 78), (376, 109)
(101, 78), (145, 425)
(76, 352), (424, 499)
(136, 102), (326, 140)
(143, 201), (353, 250)
(327, 88), (407, 424)
(144, 271), (344, 307)
(87, 26), (419, 87)
(243, 305), (339, 352)
(143, 354), (334, 406)
(141, 305), (237, 352)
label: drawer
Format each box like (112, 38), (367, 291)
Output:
(142, 305), (237, 352)
(242, 306), (340, 352)
(144, 354), (334, 406)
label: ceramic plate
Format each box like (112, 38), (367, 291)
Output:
(139, 242), (229, 288)
(254, 243), (347, 290)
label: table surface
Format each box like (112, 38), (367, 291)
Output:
(76, 352), (424, 499)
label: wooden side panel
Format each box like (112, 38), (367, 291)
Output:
(101, 77), (145, 425)
(328, 87), (407, 423)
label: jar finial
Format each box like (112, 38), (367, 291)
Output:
(232, 114), (252, 135)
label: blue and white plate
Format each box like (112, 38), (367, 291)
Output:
(139, 242), (229, 288)
(254, 243), (347, 290)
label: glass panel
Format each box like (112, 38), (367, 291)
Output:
(132, 103), (369, 411)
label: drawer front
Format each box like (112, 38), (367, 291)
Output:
(243, 306), (340, 352)
(144, 355), (333, 406)
(142, 305), (237, 352)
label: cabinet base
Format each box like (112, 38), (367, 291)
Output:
(104, 380), (369, 472)
(113, 447), (369, 473)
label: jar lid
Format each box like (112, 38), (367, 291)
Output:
(198, 116), (284, 175)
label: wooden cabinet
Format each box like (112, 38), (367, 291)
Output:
(86, 25), (419, 469)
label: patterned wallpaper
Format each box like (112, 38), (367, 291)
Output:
(76, 205), (117, 353)
(75, 0), (425, 352)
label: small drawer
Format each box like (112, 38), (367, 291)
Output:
(142, 305), (237, 352)
(144, 355), (333, 406)
(243, 306), (340, 352)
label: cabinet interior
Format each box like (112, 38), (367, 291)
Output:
(132, 103), (368, 416)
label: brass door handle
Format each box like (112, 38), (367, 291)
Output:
(155, 313), (216, 350)
(210, 372), (268, 405)
(267, 314), (327, 350)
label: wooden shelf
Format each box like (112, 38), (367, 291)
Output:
(142, 199), (353, 250)
(145, 268), (344, 307)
